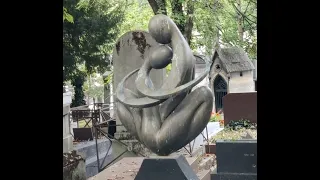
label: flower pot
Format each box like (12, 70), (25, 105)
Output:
(205, 144), (216, 154)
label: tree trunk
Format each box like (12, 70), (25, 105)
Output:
(147, 0), (167, 15)
(171, 0), (185, 35)
(236, 0), (244, 42)
(184, 0), (194, 45)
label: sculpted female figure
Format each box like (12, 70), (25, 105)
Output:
(116, 14), (213, 156)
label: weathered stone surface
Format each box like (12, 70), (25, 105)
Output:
(63, 151), (86, 180)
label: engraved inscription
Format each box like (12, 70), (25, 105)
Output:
(244, 154), (255, 156)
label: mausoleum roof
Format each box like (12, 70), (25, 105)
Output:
(212, 47), (255, 73)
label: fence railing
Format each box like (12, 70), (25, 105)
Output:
(69, 100), (211, 172)
(69, 101), (146, 173)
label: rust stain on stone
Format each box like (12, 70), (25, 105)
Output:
(116, 41), (120, 55)
(132, 32), (147, 56)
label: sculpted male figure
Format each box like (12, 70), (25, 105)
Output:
(115, 14), (213, 155)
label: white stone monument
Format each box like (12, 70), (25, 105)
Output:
(63, 92), (73, 153)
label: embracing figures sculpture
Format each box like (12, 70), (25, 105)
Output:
(115, 14), (213, 156)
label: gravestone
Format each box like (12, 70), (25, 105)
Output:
(211, 140), (257, 180)
(135, 155), (199, 180)
(73, 128), (93, 141)
(222, 92), (257, 125)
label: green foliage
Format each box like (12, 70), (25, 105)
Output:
(83, 73), (104, 100)
(210, 113), (221, 122)
(63, 7), (74, 23)
(63, 0), (125, 82)
(118, 0), (153, 37)
(64, 0), (126, 106)
(103, 72), (113, 85)
(210, 128), (247, 143)
(225, 119), (257, 130)
(70, 71), (87, 107)
(142, 0), (256, 58)
(192, 0), (257, 58)
(165, 64), (172, 76)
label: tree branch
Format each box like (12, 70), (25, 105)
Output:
(248, 0), (257, 5)
(244, 1), (251, 14)
(232, 3), (256, 25)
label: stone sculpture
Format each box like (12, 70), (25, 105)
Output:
(115, 14), (213, 156)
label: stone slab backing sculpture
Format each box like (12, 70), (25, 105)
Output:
(115, 14), (213, 156)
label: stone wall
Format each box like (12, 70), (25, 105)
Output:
(228, 70), (255, 93)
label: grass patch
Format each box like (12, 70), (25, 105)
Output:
(211, 128), (247, 143)
(210, 119), (257, 144)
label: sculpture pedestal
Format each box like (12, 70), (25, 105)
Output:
(134, 155), (199, 180)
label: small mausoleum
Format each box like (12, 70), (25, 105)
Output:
(209, 47), (255, 112)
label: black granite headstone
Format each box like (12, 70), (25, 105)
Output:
(107, 120), (116, 138)
(73, 128), (93, 141)
(211, 140), (257, 180)
(134, 155), (199, 180)
(217, 140), (257, 173)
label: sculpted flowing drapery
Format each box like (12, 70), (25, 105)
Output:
(115, 14), (213, 156)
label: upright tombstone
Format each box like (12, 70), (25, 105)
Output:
(112, 31), (166, 131)
(211, 140), (257, 180)
(222, 92), (257, 125)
